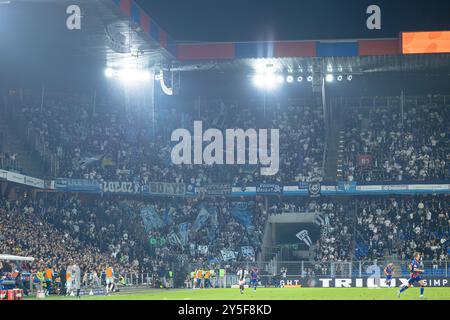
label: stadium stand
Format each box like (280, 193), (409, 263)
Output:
(341, 98), (450, 182)
(1, 90), (449, 292)
(5, 91), (325, 185)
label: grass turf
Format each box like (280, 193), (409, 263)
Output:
(26, 287), (450, 300)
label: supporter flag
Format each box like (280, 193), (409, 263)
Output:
(315, 213), (325, 226)
(198, 245), (209, 255)
(240, 246), (255, 260)
(192, 206), (210, 233)
(231, 202), (253, 229)
(296, 230), (313, 247)
(167, 231), (182, 247)
(207, 207), (219, 241)
(163, 207), (176, 226)
(220, 250), (236, 262)
(78, 155), (102, 169)
(178, 222), (190, 246)
(140, 205), (164, 232)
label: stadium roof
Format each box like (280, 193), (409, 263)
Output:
(0, 0), (175, 70)
(1, 0), (449, 76)
(173, 42), (450, 74)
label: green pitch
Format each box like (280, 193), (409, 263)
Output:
(26, 287), (450, 300)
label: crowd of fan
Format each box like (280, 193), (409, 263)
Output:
(355, 195), (449, 264)
(0, 195), (145, 277)
(342, 102), (450, 182)
(11, 92), (325, 186)
(0, 193), (267, 283)
(1, 191), (449, 287)
(2, 91), (449, 288)
(5, 91), (450, 185)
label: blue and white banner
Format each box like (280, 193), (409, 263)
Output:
(102, 181), (141, 194)
(241, 246), (255, 260)
(54, 178), (101, 193)
(337, 181), (357, 192)
(231, 202), (253, 229)
(78, 156), (101, 170)
(146, 181), (186, 196)
(198, 245), (209, 255)
(140, 205), (165, 232)
(231, 182), (450, 197)
(167, 231), (182, 247)
(0, 170), (45, 189)
(221, 250), (237, 262)
(192, 206), (210, 233)
(178, 222), (191, 246)
(203, 184), (232, 196)
(207, 206), (219, 241)
(256, 182), (283, 195)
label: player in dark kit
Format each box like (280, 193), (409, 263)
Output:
(250, 267), (259, 293)
(384, 263), (394, 288)
(397, 252), (426, 299)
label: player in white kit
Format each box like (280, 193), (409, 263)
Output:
(237, 267), (248, 294)
(72, 263), (81, 298)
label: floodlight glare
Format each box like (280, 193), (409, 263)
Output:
(117, 69), (135, 82)
(286, 75), (294, 83)
(325, 74), (334, 82)
(104, 68), (114, 78)
(253, 74), (279, 90)
(297, 76), (303, 82)
(307, 76), (313, 82)
(347, 75), (353, 81)
(139, 71), (151, 81)
(253, 74), (265, 88)
(276, 75), (284, 84)
(337, 75), (343, 81)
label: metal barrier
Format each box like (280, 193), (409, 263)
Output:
(257, 260), (448, 278)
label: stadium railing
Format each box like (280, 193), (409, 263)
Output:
(257, 260), (449, 278)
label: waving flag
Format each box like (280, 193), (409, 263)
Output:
(231, 202), (253, 229)
(192, 206), (210, 233)
(178, 222), (190, 246)
(140, 205), (164, 232)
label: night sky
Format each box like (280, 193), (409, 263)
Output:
(135, 0), (450, 42)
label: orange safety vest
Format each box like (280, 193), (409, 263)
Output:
(45, 269), (53, 280)
(196, 270), (203, 278)
(66, 272), (71, 281)
(204, 271), (210, 279)
(106, 267), (113, 277)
